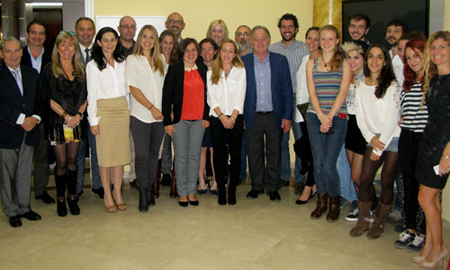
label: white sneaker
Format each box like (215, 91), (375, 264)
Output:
(345, 208), (359, 222)
(407, 233), (425, 252)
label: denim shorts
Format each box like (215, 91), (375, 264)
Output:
(367, 133), (399, 153)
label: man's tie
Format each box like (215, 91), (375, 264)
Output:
(85, 48), (91, 63)
(11, 69), (23, 96)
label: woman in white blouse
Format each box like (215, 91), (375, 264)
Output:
(207, 39), (246, 205)
(126, 25), (166, 213)
(87, 27), (130, 212)
(350, 44), (400, 239)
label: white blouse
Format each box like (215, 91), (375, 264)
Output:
(86, 60), (128, 126)
(125, 54), (167, 123)
(207, 66), (246, 117)
(355, 80), (401, 156)
(295, 54), (310, 122)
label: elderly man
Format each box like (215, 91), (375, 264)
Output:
(0, 37), (42, 227)
(235, 25), (252, 56)
(20, 20), (53, 204)
(242, 26), (293, 202)
(118, 15), (137, 57)
(165, 12), (185, 43)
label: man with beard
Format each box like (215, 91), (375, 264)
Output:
(347, 13), (371, 44)
(235, 25), (252, 56)
(385, 19), (409, 58)
(117, 15), (137, 57)
(165, 12), (185, 43)
(269, 13), (308, 191)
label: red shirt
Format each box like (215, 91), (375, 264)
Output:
(181, 69), (204, 120)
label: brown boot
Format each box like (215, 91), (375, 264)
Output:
(349, 201), (371, 237)
(311, 193), (328, 219)
(169, 159), (177, 198)
(367, 202), (392, 239)
(154, 159), (161, 198)
(326, 196), (340, 222)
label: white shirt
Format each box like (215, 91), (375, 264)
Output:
(79, 43), (93, 63)
(295, 54), (310, 122)
(355, 80), (401, 156)
(207, 67), (246, 117)
(392, 55), (404, 87)
(86, 60), (128, 126)
(125, 54), (167, 123)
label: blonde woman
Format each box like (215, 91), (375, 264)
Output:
(206, 19), (229, 46)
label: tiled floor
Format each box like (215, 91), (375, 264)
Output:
(0, 178), (449, 270)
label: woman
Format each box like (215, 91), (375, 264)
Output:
(207, 39), (246, 205)
(206, 19), (229, 46)
(87, 27), (130, 212)
(126, 25), (166, 213)
(159, 30), (177, 65)
(415, 31), (450, 268)
(350, 44), (400, 239)
(341, 41), (369, 221)
(294, 27), (319, 205)
(198, 38), (218, 194)
(42, 31), (87, 217)
(162, 38), (210, 207)
(305, 25), (351, 221)
(394, 38), (428, 252)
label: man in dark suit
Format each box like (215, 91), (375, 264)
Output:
(0, 37), (42, 227)
(242, 26), (293, 201)
(20, 20), (54, 204)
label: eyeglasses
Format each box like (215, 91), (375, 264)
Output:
(120, 25), (137, 30)
(59, 30), (75, 35)
(168, 19), (183, 25)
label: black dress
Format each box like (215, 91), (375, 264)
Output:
(416, 74), (450, 189)
(41, 64), (87, 145)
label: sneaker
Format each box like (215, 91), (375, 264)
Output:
(345, 208), (359, 222)
(406, 233), (425, 252)
(394, 230), (415, 249)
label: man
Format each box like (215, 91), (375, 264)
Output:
(165, 12), (185, 43)
(74, 17), (104, 199)
(242, 26), (293, 202)
(0, 37), (42, 227)
(235, 25), (252, 56)
(348, 13), (371, 43)
(117, 15), (137, 57)
(269, 14), (308, 191)
(20, 20), (54, 204)
(385, 19), (409, 58)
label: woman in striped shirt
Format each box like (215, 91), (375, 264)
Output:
(305, 25), (351, 222)
(394, 38), (428, 253)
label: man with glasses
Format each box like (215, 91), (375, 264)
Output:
(165, 12), (185, 43)
(117, 16), (137, 57)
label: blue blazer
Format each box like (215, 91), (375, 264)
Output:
(242, 52), (293, 132)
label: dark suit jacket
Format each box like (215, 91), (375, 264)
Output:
(162, 61), (210, 126)
(20, 45), (52, 73)
(0, 64), (40, 148)
(242, 52), (293, 132)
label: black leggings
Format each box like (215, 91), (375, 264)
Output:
(359, 146), (398, 205)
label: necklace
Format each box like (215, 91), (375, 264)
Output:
(321, 56), (330, 67)
(224, 66), (232, 78)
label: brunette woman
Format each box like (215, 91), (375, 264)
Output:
(87, 27), (130, 212)
(207, 39), (246, 205)
(350, 44), (400, 239)
(306, 25), (351, 221)
(42, 31), (87, 216)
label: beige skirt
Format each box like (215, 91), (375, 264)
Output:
(96, 96), (131, 167)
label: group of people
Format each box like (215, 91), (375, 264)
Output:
(0, 11), (449, 269)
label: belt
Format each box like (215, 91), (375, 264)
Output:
(256, 111), (273, 114)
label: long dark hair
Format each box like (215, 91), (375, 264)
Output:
(364, 44), (396, 99)
(91, 27), (125, 71)
(403, 38), (425, 92)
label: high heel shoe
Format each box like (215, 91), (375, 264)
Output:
(413, 255), (426, 264)
(420, 248), (449, 269)
(113, 195), (127, 211)
(295, 189), (316, 205)
(105, 204), (116, 213)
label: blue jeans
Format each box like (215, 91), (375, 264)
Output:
(307, 113), (347, 196)
(337, 145), (357, 202)
(76, 127), (102, 194)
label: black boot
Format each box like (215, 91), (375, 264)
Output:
(54, 173), (67, 217)
(139, 187), (149, 212)
(67, 170), (80, 215)
(217, 178), (226, 205)
(228, 177), (237, 205)
(148, 185), (156, 206)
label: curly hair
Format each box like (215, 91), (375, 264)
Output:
(402, 38), (425, 92)
(91, 27), (125, 71)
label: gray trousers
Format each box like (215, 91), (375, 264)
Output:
(130, 117), (165, 190)
(0, 139), (34, 217)
(33, 124), (50, 196)
(161, 135), (173, 175)
(172, 120), (205, 196)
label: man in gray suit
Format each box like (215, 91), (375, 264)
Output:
(0, 37), (42, 227)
